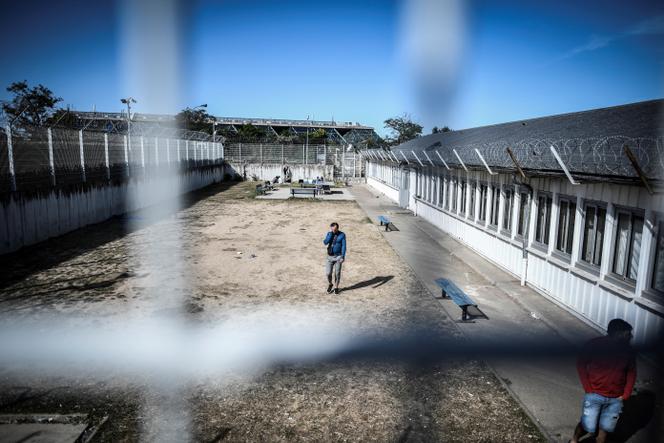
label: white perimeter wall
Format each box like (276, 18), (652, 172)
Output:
(367, 160), (664, 345)
(227, 163), (334, 183)
(367, 176), (400, 202)
(0, 165), (226, 255)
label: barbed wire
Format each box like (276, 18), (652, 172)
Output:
(386, 136), (664, 181)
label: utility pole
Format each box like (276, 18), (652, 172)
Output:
(120, 97), (136, 157)
(120, 97), (136, 134)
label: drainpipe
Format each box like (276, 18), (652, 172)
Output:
(518, 181), (533, 286)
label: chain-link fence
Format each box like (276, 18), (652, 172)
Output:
(223, 143), (365, 178)
(0, 126), (370, 195)
(0, 123), (224, 195)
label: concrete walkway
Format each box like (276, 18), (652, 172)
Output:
(351, 184), (660, 443)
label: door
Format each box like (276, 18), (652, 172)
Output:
(399, 168), (409, 208)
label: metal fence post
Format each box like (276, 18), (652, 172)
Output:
(221, 142), (224, 161)
(123, 135), (129, 177)
(354, 153), (357, 178)
(78, 130), (87, 183)
(6, 125), (16, 192)
(303, 144), (305, 164)
(177, 139), (181, 163)
(185, 140), (189, 165)
(47, 128), (56, 187)
(103, 133), (110, 181)
(140, 136), (145, 171)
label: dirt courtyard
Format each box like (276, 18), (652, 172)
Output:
(0, 181), (544, 442)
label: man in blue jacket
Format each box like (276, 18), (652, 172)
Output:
(323, 222), (346, 294)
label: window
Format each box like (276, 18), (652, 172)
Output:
(556, 198), (576, 255)
(429, 172), (434, 203)
(438, 176), (444, 207)
(451, 180), (458, 212)
(503, 189), (513, 233)
(460, 181), (467, 215)
(489, 185), (500, 226)
(469, 182), (476, 219)
(478, 184), (488, 222)
(581, 204), (606, 267)
(535, 194), (553, 245)
(517, 192), (529, 236)
(612, 210), (644, 282)
(652, 222), (664, 294)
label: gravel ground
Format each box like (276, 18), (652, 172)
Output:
(0, 181), (545, 442)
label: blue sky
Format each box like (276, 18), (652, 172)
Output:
(1, 0), (662, 136)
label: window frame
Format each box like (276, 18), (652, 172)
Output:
(534, 192), (553, 247)
(516, 191), (530, 239)
(450, 178), (458, 213)
(501, 187), (514, 235)
(649, 220), (664, 297)
(469, 181), (477, 220)
(478, 183), (488, 224)
(578, 202), (607, 270)
(488, 184), (500, 228)
(609, 207), (645, 285)
(554, 195), (577, 258)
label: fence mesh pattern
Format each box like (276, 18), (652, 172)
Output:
(0, 124), (225, 194)
(0, 125), (366, 195)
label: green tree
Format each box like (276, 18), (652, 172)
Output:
(432, 126), (451, 134)
(307, 128), (327, 142)
(47, 108), (79, 128)
(383, 114), (423, 146)
(236, 124), (266, 142)
(175, 107), (213, 133)
(2, 80), (62, 127)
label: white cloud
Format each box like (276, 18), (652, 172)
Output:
(553, 14), (664, 63)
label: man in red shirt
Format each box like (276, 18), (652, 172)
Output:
(571, 318), (636, 443)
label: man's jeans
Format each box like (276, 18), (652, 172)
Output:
(580, 392), (623, 433)
(326, 255), (343, 284)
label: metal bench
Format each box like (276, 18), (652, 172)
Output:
(378, 215), (391, 231)
(291, 187), (317, 198)
(434, 278), (479, 321)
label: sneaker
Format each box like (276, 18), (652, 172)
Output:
(326, 284), (334, 293)
(334, 288), (340, 295)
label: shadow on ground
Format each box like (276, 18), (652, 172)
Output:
(0, 180), (245, 291)
(342, 276), (394, 292)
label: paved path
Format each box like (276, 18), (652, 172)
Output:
(351, 184), (660, 443)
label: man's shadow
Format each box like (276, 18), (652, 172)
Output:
(580, 390), (657, 442)
(608, 390), (657, 442)
(342, 276), (394, 292)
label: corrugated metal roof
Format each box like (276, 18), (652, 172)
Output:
(388, 99), (664, 181)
